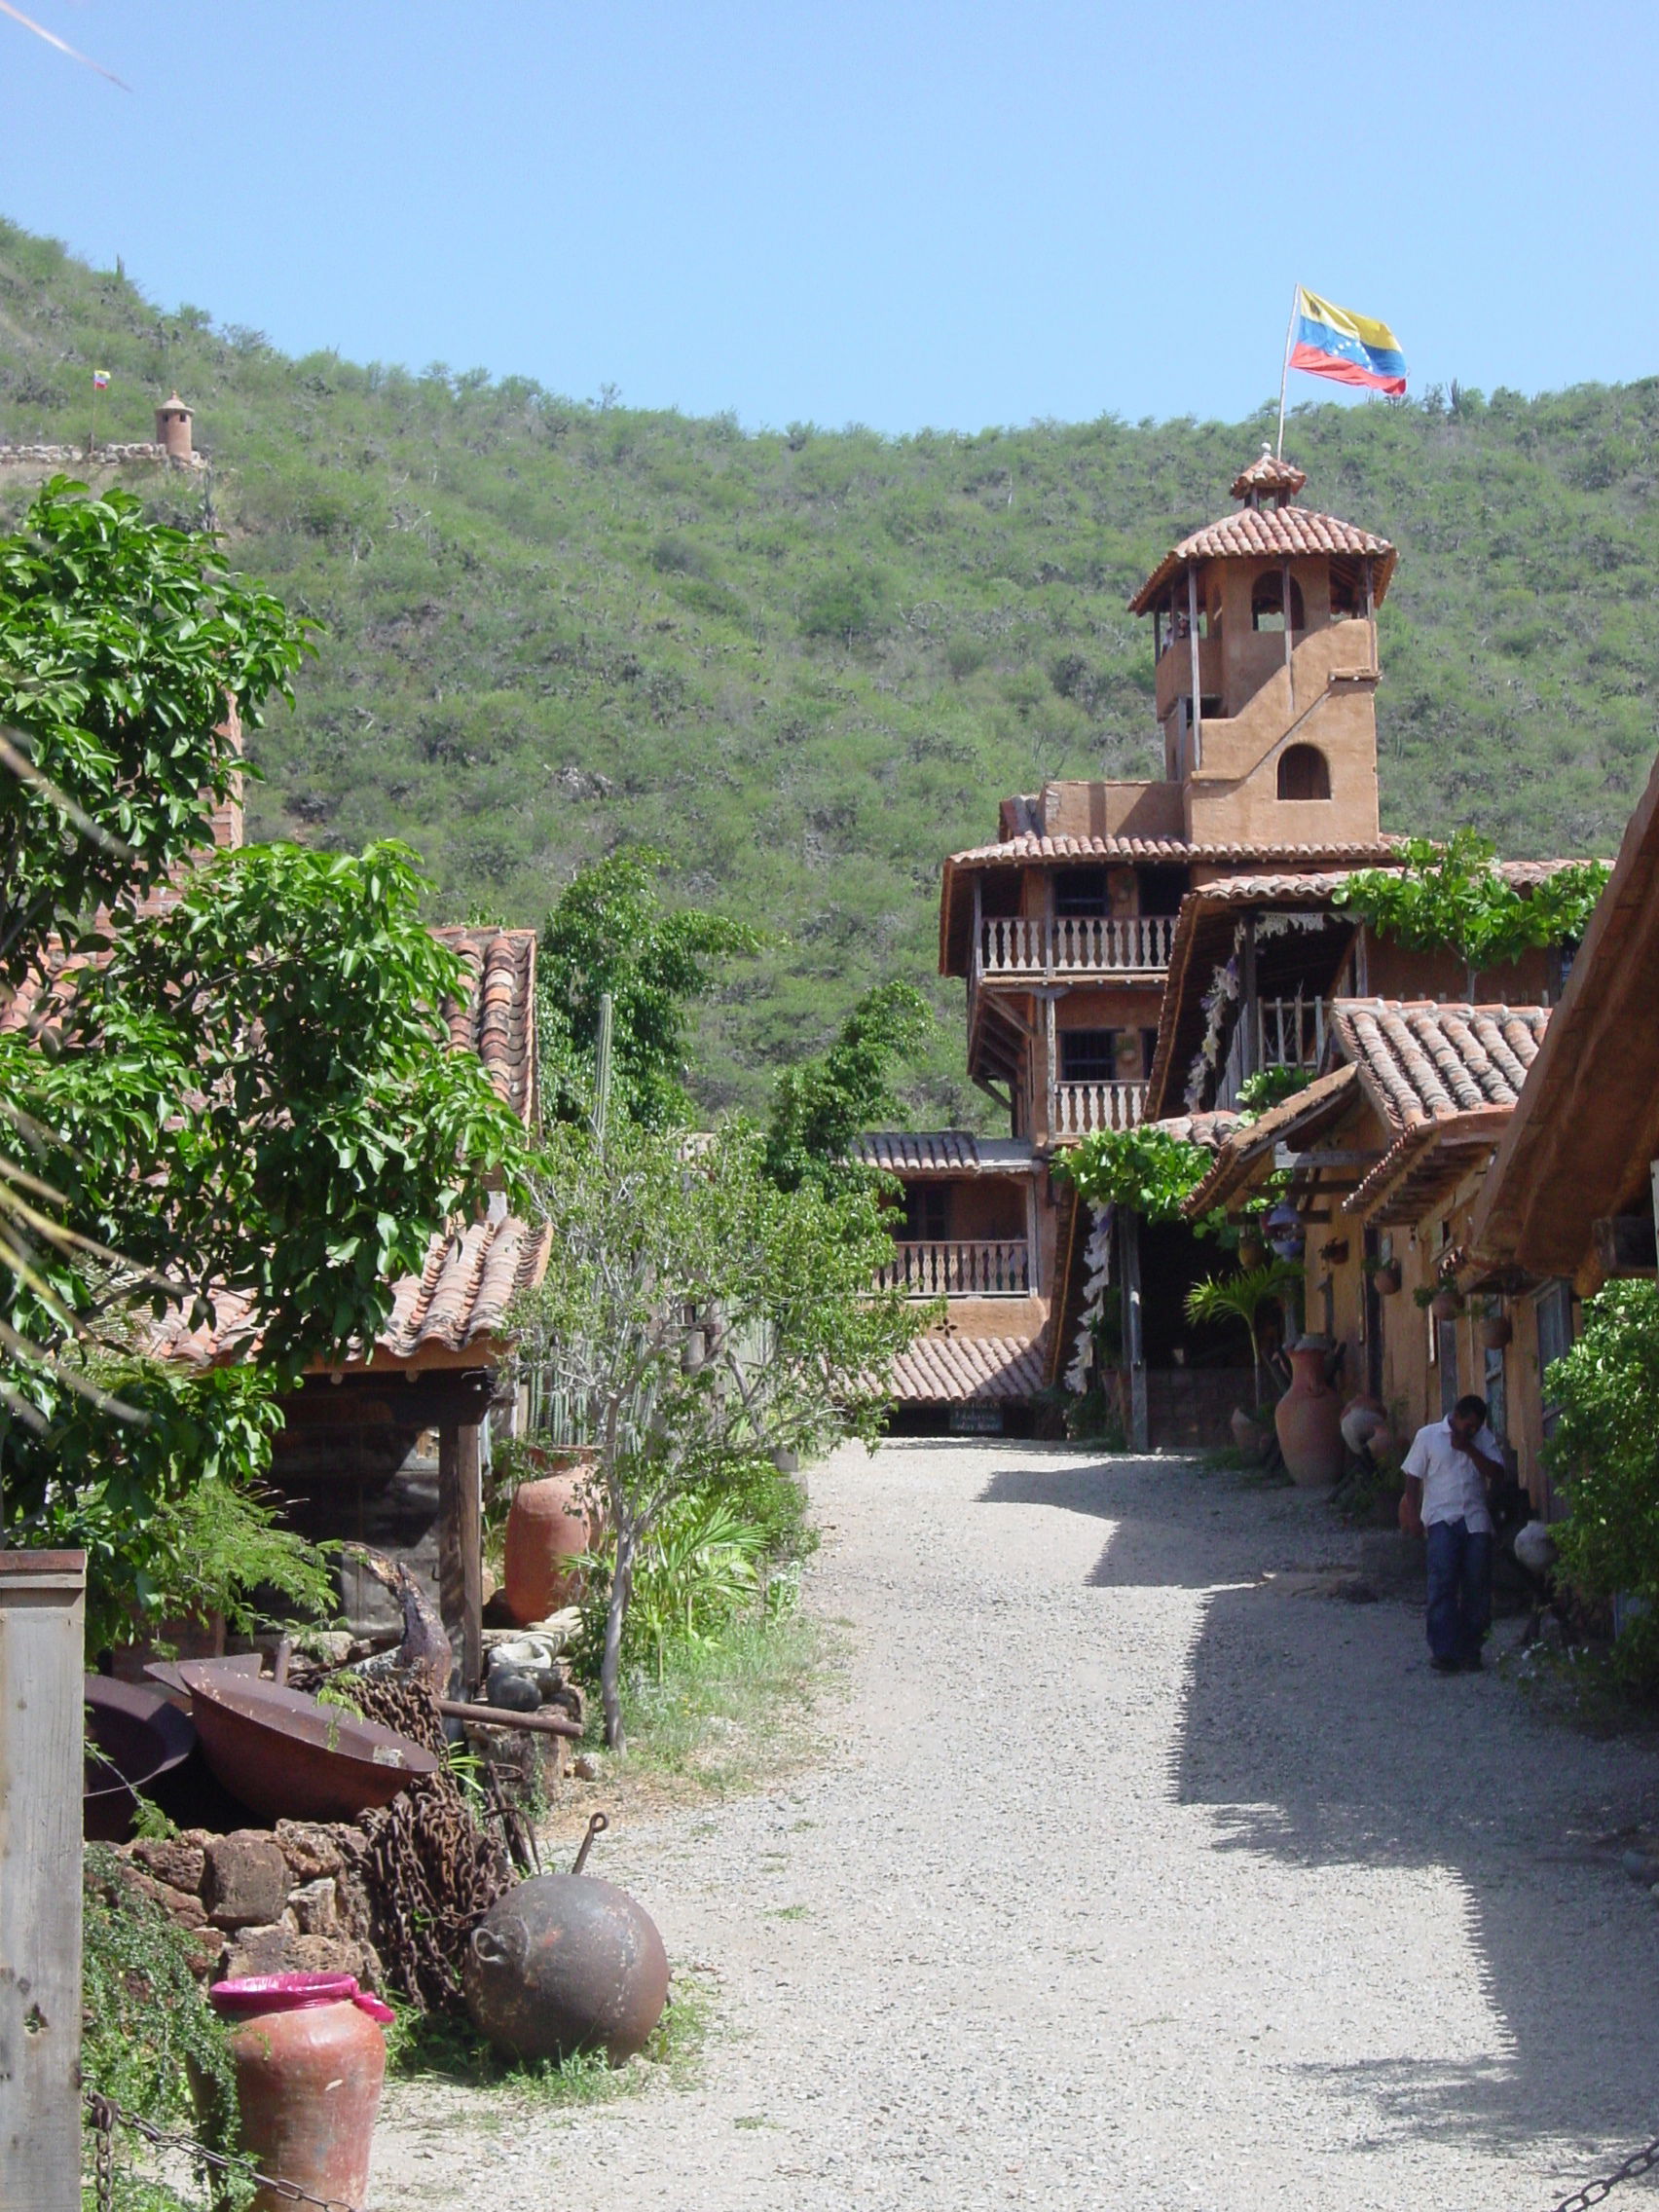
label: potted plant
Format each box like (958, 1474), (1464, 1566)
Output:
(1237, 1230), (1266, 1270)
(1430, 1284), (1464, 1322)
(1475, 1299), (1512, 1350)
(1365, 1254), (1402, 1296)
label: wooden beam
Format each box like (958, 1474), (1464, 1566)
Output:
(1122, 1209), (1147, 1453)
(1275, 1146), (1382, 1169)
(437, 1422), (483, 1694)
(1186, 567), (1202, 771)
(0, 1552), (87, 2212)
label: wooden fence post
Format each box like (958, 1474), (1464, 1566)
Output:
(438, 1421), (483, 1695)
(0, 1550), (87, 2212)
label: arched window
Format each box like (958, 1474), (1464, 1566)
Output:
(1251, 571), (1306, 633)
(1277, 743), (1331, 801)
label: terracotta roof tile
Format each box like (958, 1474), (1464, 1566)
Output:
(944, 833), (1400, 871)
(1144, 1110), (1245, 1154)
(432, 926), (537, 1125)
(855, 1131), (1039, 1176)
(1331, 999), (1550, 1130)
(1129, 504), (1398, 614)
(889, 1331), (1048, 1404)
(1184, 1067), (1361, 1216)
(152, 1204), (551, 1371)
(1231, 453), (1308, 499)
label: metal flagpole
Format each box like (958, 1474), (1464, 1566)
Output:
(1275, 285), (1300, 459)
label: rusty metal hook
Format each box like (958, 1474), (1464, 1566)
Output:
(571, 1810), (608, 1876)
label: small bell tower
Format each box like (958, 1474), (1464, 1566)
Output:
(1127, 450), (1394, 847)
(155, 392), (193, 462)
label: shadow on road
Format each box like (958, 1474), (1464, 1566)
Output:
(977, 1451), (1659, 2158)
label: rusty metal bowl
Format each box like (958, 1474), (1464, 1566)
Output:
(463, 1872), (669, 2064)
(84, 1676), (198, 1842)
(178, 1666), (440, 1823)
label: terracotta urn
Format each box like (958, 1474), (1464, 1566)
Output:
(209, 1973), (391, 2212)
(503, 1456), (601, 1625)
(1273, 1336), (1346, 1488)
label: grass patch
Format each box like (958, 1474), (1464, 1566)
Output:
(386, 1964), (714, 2109)
(609, 1608), (838, 1794)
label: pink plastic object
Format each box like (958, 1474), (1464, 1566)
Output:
(212, 1972), (394, 2023)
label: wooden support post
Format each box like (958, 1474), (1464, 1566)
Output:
(1364, 556), (1377, 672)
(1186, 569), (1202, 770)
(1122, 1210), (1148, 1453)
(1281, 560), (1295, 709)
(437, 1421), (483, 1694)
(0, 1551), (87, 2212)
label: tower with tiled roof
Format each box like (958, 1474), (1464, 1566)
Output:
(1127, 447), (1393, 848)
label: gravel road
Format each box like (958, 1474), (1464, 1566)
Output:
(375, 1439), (1659, 2211)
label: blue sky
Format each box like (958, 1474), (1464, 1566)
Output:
(2, 1), (1655, 433)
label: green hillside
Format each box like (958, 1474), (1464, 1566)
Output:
(2, 217), (1654, 1121)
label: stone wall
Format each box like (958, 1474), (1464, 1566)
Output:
(0, 442), (206, 469)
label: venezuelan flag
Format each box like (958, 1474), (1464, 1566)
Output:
(1289, 288), (1407, 395)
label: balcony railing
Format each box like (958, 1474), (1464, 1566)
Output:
(1051, 1081), (1148, 1138)
(877, 1239), (1032, 1298)
(1258, 992), (1326, 1070)
(979, 914), (1175, 979)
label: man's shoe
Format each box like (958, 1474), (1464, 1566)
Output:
(1430, 1656), (1461, 1674)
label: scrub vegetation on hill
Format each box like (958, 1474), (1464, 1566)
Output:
(1, 217), (1652, 1119)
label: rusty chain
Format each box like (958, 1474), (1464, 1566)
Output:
(1544, 2129), (1659, 2212)
(87, 2090), (361, 2211)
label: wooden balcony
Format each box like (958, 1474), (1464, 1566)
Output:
(877, 1239), (1032, 1298)
(1258, 992), (1326, 1069)
(978, 914), (1175, 980)
(1051, 1081), (1148, 1138)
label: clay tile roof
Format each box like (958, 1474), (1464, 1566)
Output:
(889, 1331), (1048, 1404)
(1184, 1067), (1360, 1217)
(1331, 999), (1550, 1131)
(1145, 1109), (1245, 1154)
(152, 1203), (552, 1372)
(1231, 452), (1308, 499)
(943, 833), (1399, 871)
(432, 926), (537, 1125)
(854, 1131), (1039, 1176)
(1128, 505), (1398, 615)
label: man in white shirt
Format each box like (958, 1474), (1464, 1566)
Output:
(1402, 1394), (1506, 1674)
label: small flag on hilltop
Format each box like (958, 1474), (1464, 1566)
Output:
(1276, 286), (1406, 456)
(92, 369), (110, 389)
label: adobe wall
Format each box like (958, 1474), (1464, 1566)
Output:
(1338, 934), (1557, 1006)
(947, 1178), (1029, 1241)
(1038, 780), (1185, 841)
(1181, 622), (1381, 849)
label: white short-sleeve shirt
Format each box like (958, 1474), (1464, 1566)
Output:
(1402, 1417), (1501, 1533)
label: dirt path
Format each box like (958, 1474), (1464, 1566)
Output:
(374, 1439), (1659, 2211)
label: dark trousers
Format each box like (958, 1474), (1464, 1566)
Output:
(1425, 1518), (1492, 1664)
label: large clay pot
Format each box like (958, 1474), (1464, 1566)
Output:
(209, 1973), (391, 2212)
(1273, 1338), (1346, 1488)
(464, 1872), (670, 2064)
(503, 1456), (600, 1625)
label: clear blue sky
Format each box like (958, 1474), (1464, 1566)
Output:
(2, 0), (1655, 434)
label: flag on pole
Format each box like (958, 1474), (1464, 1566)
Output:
(1288, 289), (1407, 395)
(92, 369), (110, 389)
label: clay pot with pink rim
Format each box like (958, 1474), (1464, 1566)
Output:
(503, 1451), (603, 1625)
(1273, 1335), (1346, 1488)
(208, 1972), (392, 2212)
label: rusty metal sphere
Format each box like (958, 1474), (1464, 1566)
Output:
(463, 1873), (669, 2064)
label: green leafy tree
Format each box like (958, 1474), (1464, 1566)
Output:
(762, 980), (933, 1193)
(536, 849), (761, 1131)
(0, 486), (524, 1645)
(1333, 830), (1609, 981)
(1544, 1281), (1659, 1684)
(512, 1119), (921, 1749)
(1054, 1124), (1212, 1220)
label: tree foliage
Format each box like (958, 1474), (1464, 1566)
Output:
(511, 1119), (922, 1748)
(0, 487), (521, 1644)
(536, 849), (761, 1131)
(762, 980), (933, 1193)
(1333, 830), (1609, 975)
(1054, 1124), (1211, 1220)
(1544, 1281), (1659, 1684)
